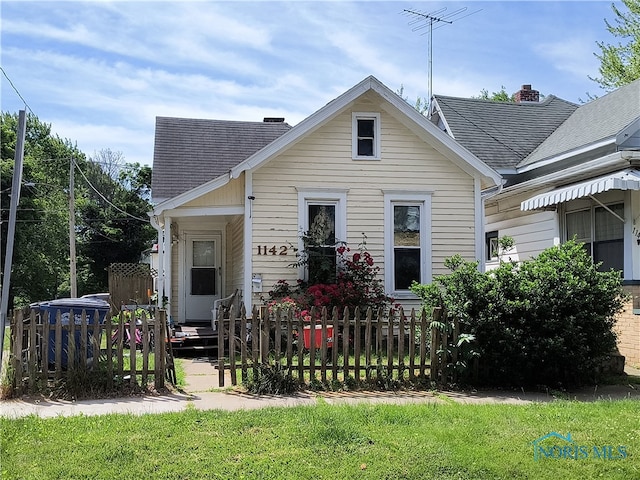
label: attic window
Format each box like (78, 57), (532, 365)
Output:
(352, 113), (381, 160)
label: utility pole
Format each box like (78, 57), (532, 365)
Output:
(404, 7), (481, 103)
(69, 157), (77, 297)
(0, 109), (27, 371)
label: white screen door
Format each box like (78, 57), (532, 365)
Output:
(185, 235), (221, 321)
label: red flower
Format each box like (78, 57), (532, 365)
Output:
(353, 253), (361, 262)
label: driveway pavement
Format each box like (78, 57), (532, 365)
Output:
(1, 358), (638, 419)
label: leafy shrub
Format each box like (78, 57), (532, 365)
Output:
(412, 240), (625, 388)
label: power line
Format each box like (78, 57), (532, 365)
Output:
(74, 159), (150, 223)
(0, 66), (35, 115)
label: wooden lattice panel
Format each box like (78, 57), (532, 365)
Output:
(108, 263), (151, 277)
(108, 263), (154, 310)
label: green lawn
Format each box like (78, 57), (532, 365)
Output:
(2, 400), (638, 479)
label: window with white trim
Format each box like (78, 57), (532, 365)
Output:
(298, 190), (347, 283)
(565, 202), (624, 273)
(352, 113), (381, 160)
(384, 193), (432, 294)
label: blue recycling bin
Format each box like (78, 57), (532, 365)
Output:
(39, 298), (110, 367)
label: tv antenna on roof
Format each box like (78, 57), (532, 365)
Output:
(403, 6), (481, 103)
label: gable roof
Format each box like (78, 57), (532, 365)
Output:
(230, 75), (501, 186)
(151, 76), (502, 214)
(151, 117), (291, 202)
(429, 94), (578, 171)
(519, 78), (640, 168)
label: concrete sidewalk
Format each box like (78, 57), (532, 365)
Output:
(2, 358), (639, 419)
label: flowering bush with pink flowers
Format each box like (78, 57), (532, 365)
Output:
(265, 235), (394, 319)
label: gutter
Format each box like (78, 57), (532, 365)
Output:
(481, 182), (503, 200)
(517, 138), (615, 174)
(495, 151), (639, 200)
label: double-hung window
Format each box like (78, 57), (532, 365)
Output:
(565, 202), (624, 273)
(352, 113), (381, 160)
(298, 190), (347, 284)
(384, 193), (432, 294)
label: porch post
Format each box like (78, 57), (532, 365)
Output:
(243, 172), (253, 312)
(164, 215), (172, 317)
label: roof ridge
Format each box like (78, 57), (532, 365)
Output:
(155, 116), (290, 126)
(434, 93), (575, 108)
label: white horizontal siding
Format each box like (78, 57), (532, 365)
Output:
(251, 101), (478, 301)
(486, 201), (559, 265)
(183, 177), (244, 208)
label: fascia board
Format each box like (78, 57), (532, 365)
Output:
(427, 98), (455, 140)
(151, 173), (230, 216)
(231, 75), (500, 188)
(518, 138), (615, 174)
(617, 117), (640, 148)
(230, 78), (374, 179)
(161, 206), (244, 218)
(497, 151), (639, 199)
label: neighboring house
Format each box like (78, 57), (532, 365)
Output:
(140, 243), (159, 271)
(140, 243), (159, 293)
(430, 81), (640, 366)
(149, 76), (501, 325)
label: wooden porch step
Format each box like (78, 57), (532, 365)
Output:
(175, 325), (217, 338)
(170, 325), (219, 353)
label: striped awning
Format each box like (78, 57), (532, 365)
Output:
(521, 169), (640, 211)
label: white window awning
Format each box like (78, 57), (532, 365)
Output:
(521, 168), (640, 211)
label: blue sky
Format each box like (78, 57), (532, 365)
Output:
(1, 1), (619, 167)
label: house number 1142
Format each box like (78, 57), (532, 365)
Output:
(256, 245), (288, 255)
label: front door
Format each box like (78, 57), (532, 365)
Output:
(184, 234), (221, 322)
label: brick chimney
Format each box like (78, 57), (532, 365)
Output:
(514, 84), (539, 103)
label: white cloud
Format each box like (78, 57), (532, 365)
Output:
(1, 1), (616, 166)
(535, 37), (601, 79)
(50, 119), (154, 165)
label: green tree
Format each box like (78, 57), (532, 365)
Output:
(472, 86), (514, 102)
(1, 112), (84, 306)
(396, 85), (429, 114)
(77, 151), (155, 294)
(2, 114), (155, 306)
(592, 0), (640, 89)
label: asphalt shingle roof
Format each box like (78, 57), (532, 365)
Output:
(151, 117), (291, 202)
(519, 78), (640, 167)
(431, 95), (578, 170)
